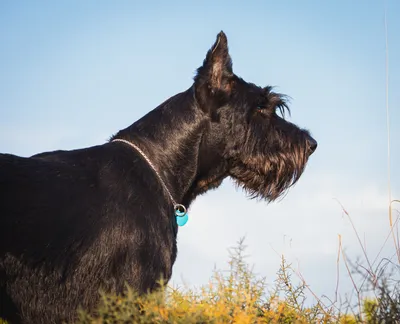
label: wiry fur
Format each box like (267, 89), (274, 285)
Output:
(0, 31), (316, 324)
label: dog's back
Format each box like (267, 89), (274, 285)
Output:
(0, 148), (103, 255)
(0, 145), (177, 323)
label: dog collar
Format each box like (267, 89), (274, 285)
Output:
(112, 139), (189, 226)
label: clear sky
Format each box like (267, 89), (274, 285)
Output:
(1, 0), (399, 306)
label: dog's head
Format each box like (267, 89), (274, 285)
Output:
(193, 31), (317, 201)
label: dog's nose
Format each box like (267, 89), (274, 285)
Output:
(307, 137), (317, 154)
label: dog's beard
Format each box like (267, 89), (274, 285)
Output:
(229, 143), (308, 201)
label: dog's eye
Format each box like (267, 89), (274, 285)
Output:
(255, 105), (271, 115)
(256, 105), (269, 111)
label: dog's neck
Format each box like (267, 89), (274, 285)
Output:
(111, 86), (228, 207)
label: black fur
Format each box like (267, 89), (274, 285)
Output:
(0, 31), (317, 323)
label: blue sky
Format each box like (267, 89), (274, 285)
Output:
(1, 0), (399, 306)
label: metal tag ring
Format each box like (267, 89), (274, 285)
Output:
(174, 204), (187, 217)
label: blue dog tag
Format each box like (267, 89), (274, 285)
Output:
(175, 205), (188, 226)
(176, 213), (189, 226)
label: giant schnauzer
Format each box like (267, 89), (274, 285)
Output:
(0, 31), (317, 323)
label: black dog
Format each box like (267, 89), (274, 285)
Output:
(0, 31), (317, 323)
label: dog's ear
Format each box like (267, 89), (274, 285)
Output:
(195, 31), (233, 94)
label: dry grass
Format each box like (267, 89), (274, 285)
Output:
(75, 223), (400, 324)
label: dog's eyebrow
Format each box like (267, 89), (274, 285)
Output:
(270, 93), (291, 118)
